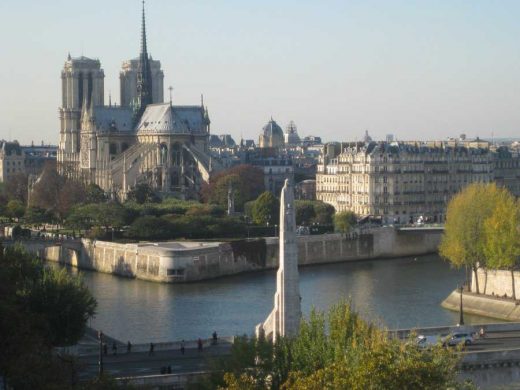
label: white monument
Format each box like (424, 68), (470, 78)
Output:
(256, 179), (301, 341)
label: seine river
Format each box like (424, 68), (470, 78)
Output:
(73, 254), (495, 343)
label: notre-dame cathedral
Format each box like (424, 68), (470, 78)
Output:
(57, 3), (213, 200)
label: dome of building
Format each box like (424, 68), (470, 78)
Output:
(259, 118), (285, 148)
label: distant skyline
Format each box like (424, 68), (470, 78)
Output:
(1, 0), (520, 145)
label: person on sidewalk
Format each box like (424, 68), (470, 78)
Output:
(127, 341), (132, 353)
(149, 342), (155, 356)
(112, 342), (117, 356)
(197, 338), (203, 352)
(180, 340), (185, 355)
(212, 331), (218, 345)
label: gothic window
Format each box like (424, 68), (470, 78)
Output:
(109, 143), (117, 155)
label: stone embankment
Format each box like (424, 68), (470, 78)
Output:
(442, 268), (520, 321)
(18, 226), (442, 283)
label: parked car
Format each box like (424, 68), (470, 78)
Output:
(416, 335), (441, 348)
(445, 332), (475, 347)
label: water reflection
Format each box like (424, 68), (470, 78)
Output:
(66, 254), (499, 343)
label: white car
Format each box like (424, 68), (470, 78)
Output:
(445, 332), (475, 347)
(416, 335), (441, 348)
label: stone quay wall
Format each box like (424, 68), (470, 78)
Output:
(471, 268), (520, 298)
(34, 226), (441, 283)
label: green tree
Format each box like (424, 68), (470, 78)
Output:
(312, 202), (335, 225)
(439, 183), (503, 293)
(28, 268), (97, 346)
(295, 201), (316, 226)
(484, 190), (520, 299)
(85, 183), (107, 203)
(126, 183), (159, 204)
(215, 301), (464, 390)
(252, 191), (279, 225)
(334, 211), (357, 234)
(126, 216), (173, 240)
(0, 244), (97, 387)
(6, 199), (25, 220)
(24, 206), (49, 225)
(202, 165), (265, 211)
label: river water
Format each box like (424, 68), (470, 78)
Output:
(73, 254), (495, 343)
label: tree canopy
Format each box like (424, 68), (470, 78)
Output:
(334, 210), (357, 234)
(439, 183), (505, 293)
(202, 165), (265, 211)
(252, 191), (280, 225)
(207, 301), (467, 390)
(0, 244), (97, 387)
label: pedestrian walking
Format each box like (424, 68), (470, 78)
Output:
(127, 341), (132, 353)
(103, 343), (108, 356)
(112, 342), (117, 356)
(167, 365), (172, 374)
(197, 338), (203, 352)
(212, 331), (218, 345)
(149, 342), (154, 356)
(180, 340), (185, 355)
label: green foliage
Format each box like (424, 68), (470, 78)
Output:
(126, 182), (160, 204)
(85, 183), (107, 203)
(28, 267), (97, 346)
(0, 244), (97, 387)
(295, 200), (336, 226)
(202, 165), (265, 211)
(334, 210), (357, 233)
(214, 301), (464, 390)
(252, 191), (280, 225)
(24, 206), (50, 224)
(440, 183), (509, 293)
(66, 202), (128, 233)
(6, 199), (25, 219)
(126, 215), (173, 240)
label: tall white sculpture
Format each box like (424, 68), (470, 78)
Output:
(256, 179), (301, 341)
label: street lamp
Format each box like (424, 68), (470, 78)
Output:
(98, 331), (104, 378)
(459, 285), (464, 326)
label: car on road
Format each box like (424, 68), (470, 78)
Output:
(444, 332), (475, 347)
(416, 335), (441, 348)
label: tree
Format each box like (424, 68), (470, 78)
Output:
(439, 183), (503, 293)
(295, 201), (316, 226)
(4, 172), (29, 204)
(252, 191), (279, 225)
(213, 301), (465, 390)
(334, 211), (357, 234)
(24, 206), (49, 225)
(0, 244), (97, 387)
(6, 199), (25, 220)
(28, 268), (97, 346)
(484, 190), (520, 300)
(85, 183), (107, 203)
(126, 183), (159, 204)
(125, 216), (173, 240)
(202, 165), (265, 211)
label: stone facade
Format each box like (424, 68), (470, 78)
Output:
(57, 5), (212, 200)
(316, 141), (495, 223)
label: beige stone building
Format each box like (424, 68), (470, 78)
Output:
(57, 4), (213, 200)
(316, 141), (494, 224)
(0, 141), (25, 183)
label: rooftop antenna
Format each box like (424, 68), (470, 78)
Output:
(201, 93), (204, 108)
(169, 86), (173, 106)
(109, 91), (112, 107)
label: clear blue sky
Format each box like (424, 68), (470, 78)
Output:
(1, 0), (520, 144)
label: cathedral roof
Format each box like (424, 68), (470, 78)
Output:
(136, 103), (208, 135)
(88, 106), (134, 133)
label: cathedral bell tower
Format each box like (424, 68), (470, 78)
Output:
(58, 55), (104, 175)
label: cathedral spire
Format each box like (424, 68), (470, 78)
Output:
(135, 0), (153, 121)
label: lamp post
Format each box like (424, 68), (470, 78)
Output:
(98, 331), (104, 378)
(459, 285), (464, 326)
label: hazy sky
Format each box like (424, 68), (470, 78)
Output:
(1, 0), (520, 145)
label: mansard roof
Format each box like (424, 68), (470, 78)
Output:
(136, 103), (208, 135)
